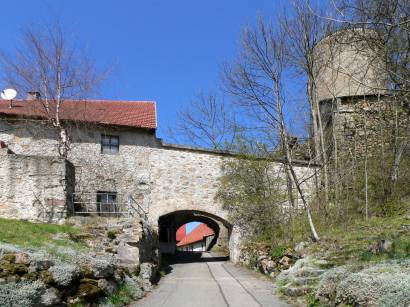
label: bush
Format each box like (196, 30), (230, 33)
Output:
(271, 245), (287, 261)
(0, 281), (45, 307)
(316, 261), (410, 306)
(49, 263), (80, 286)
(104, 284), (134, 306)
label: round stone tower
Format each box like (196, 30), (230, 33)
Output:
(312, 28), (386, 103)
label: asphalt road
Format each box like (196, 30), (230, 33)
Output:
(132, 252), (291, 307)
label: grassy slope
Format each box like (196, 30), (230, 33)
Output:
(0, 218), (86, 252)
(304, 214), (410, 265)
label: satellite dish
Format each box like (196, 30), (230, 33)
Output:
(1, 88), (17, 100)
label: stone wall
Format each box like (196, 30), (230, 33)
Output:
(0, 150), (74, 223)
(0, 119), (316, 262)
(321, 95), (408, 159)
(0, 120), (236, 223)
(149, 144), (230, 224)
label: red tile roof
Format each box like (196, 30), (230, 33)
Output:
(176, 225), (187, 242)
(176, 223), (214, 247)
(0, 99), (157, 130)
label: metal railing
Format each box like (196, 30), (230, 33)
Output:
(71, 192), (148, 220)
(127, 195), (148, 221)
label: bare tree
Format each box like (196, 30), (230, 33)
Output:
(177, 92), (238, 150)
(280, 1), (334, 204)
(0, 20), (105, 157)
(222, 18), (320, 241)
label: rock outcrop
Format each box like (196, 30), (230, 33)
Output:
(0, 217), (159, 306)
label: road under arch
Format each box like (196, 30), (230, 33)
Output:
(158, 210), (231, 256)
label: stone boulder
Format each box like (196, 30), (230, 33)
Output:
(29, 260), (54, 273)
(88, 258), (115, 279)
(139, 262), (157, 283)
(117, 240), (140, 268)
(294, 241), (309, 253)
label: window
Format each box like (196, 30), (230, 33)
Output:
(96, 191), (117, 214)
(101, 135), (119, 154)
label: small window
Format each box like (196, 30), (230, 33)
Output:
(96, 191), (117, 214)
(101, 135), (119, 154)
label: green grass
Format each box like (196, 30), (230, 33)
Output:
(105, 284), (134, 306)
(0, 218), (87, 251)
(252, 210), (410, 267)
(299, 214), (410, 265)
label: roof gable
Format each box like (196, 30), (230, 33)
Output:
(176, 223), (214, 247)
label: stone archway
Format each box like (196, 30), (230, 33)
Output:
(157, 210), (232, 256)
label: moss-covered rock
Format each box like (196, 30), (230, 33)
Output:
(2, 254), (16, 263)
(22, 272), (38, 281)
(0, 262), (28, 276)
(79, 278), (98, 286)
(81, 266), (94, 278)
(75, 283), (104, 300)
(38, 270), (54, 286)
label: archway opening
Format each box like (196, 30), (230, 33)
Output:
(158, 210), (231, 258)
(175, 221), (216, 252)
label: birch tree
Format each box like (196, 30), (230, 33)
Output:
(0, 20), (105, 157)
(222, 18), (320, 241)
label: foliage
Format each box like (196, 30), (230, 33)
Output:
(316, 260), (410, 306)
(216, 156), (287, 241)
(0, 280), (45, 307)
(49, 263), (80, 286)
(104, 284), (134, 306)
(271, 245), (288, 261)
(334, 153), (410, 219)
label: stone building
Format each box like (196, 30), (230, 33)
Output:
(0, 97), (315, 260)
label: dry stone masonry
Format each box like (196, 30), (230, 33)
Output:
(0, 148), (74, 223)
(0, 117), (315, 262)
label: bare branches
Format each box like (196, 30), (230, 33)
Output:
(177, 92), (238, 150)
(0, 19), (106, 157)
(221, 16), (321, 241)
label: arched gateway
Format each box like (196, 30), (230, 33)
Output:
(0, 100), (315, 263)
(157, 210), (231, 255)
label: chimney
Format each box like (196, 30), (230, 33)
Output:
(26, 91), (41, 100)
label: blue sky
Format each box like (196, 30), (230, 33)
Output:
(0, 0), (289, 141)
(186, 222), (200, 234)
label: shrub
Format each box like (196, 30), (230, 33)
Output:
(316, 261), (410, 306)
(0, 280), (45, 307)
(49, 263), (80, 286)
(271, 245), (287, 261)
(104, 284), (134, 306)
